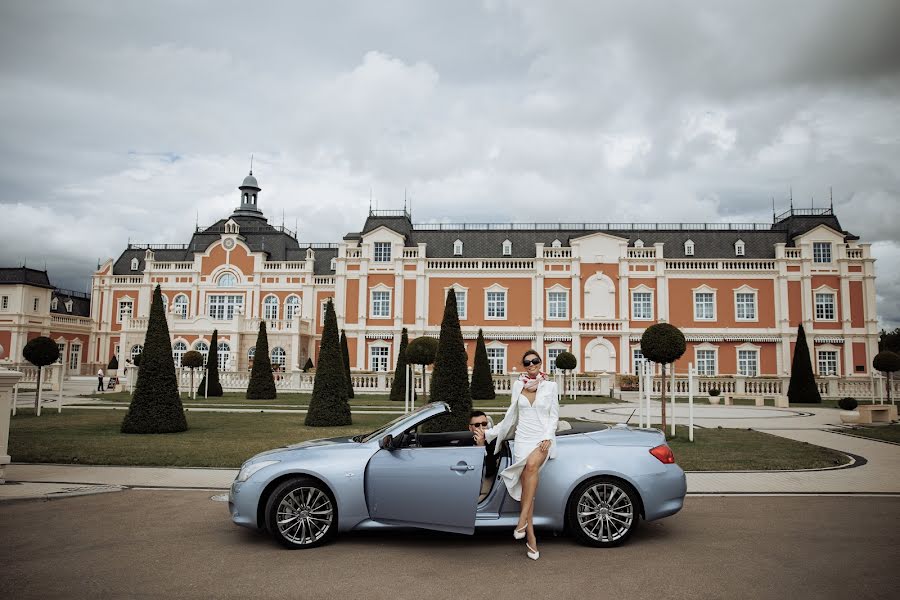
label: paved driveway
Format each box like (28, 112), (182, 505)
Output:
(1, 491), (897, 600)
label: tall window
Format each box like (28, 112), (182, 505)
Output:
(486, 291), (506, 319)
(271, 346), (286, 368)
(684, 240), (694, 256)
(208, 295), (243, 320)
(817, 350), (838, 376)
(57, 342), (66, 362)
(118, 300), (133, 323)
(370, 345), (389, 371)
(813, 242), (832, 263)
(548, 290), (568, 319)
(371, 290), (391, 318)
(502, 240), (512, 256)
(631, 291), (652, 320)
(1, 296), (8, 310)
(487, 347), (506, 374)
(194, 341), (209, 365)
(694, 292), (715, 320)
(547, 347), (565, 374)
(131, 257), (139, 271)
(451, 290), (467, 319)
(263, 296), (279, 320)
(172, 341), (187, 367)
(173, 294), (189, 318)
(734, 240), (745, 256)
(737, 349), (759, 376)
(285, 296), (300, 320)
(217, 272), (237, 287)
(68, 343), (81, 370)
(373, 242), (391, 262)
(814, 292), (836, 320)
(735, 292), (757, 320)
(453, 239), (463, 256)
(696, 350), (717, 376)
(217, 342), (231, 371)
(632, 349), (647, 373)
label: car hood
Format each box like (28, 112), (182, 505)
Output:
(286, 436), (357, 449)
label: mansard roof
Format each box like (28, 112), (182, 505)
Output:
(0, 267), (54, 289)
(51, 289), (91, 317)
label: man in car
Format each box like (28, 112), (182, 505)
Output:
(470, 411), (500, 500)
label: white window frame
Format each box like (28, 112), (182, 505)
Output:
(694, 344), (718, 376)
(330, 258), (337, 271)
(632, 347), (647, 374)
(817, 347), (840, 376)
(0, 295), (8, 311)
(630, 285), (654, 321)
(263, 295), (279, 320)
(69, 342), (81, 370)
(734, 285), (758, 322)
(369, 285), (392, 319)
(486, 343), (507, 375)
(172, 341), (187, 367)
(217, 272), (238, 287)
(193, 340), (209, 366)
(271, 346), (286, 368)
(736, 345), (760, 377)
(813, 242), (832, 264)
(117, 298), (134, 324)
(65, 299), (73, 313)
(546, 285), (569, 320)
(285, 295), (301, 320)
(692, 285), (716, 321)
(51, 297), (58, 310)
(130, 257), (139, 271)
(453, 239), (463, 256)
(319, 298), (334, 326)
(634, 239), (644, 248)
(551, 239), (562, 248)
(248, 347), (255, 362)
(56, 341), (66, 364)
(33, 297), (40, 311)
(373, 241), (392, 263)
(217, 342), (231, 371)
(130, 344), (143, 362)
(484, 284), (508, 320)
(208, 294), (243, 320)
(173, 294), (189, 319)
(684, 239), (694, 256)
(369, 343), (390, 372)
(734, 239), (745, 256)
(502, 239), (512, 256)
(813, 287), (837, 321)
(445, 285), (467, 320)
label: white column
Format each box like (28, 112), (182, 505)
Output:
(0, 368), (24, 483)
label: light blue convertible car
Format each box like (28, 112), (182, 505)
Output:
(229, 402), (686, 549)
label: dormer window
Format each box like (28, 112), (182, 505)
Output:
(551, 239), (562, 248)
(634, 239), (644, 248)
(502, 239), (512, 256)
(735, 240), (745, 256)
(130, 257), (139, 271)
(51, 297), (58, 310)
(684, 240), (695, 256)
(330, 258), (337, 271)
(225, 220), (240, 234)
(453, 239), (463, 256)
(65, 299), (73, 313)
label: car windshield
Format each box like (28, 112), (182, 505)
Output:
(356, 403), (444, 443)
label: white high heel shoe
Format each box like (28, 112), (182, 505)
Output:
(526, 542), (540, 561)
(513, 523), (528, 540)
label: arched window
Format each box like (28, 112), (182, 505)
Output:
(217, 272), (237, 287)
(734, 239), (745, 256)
(172, 341), (187, 367)
(285, 296), (300, 320)
(271, 346), (286, 368)
(263, 295), (279, 320)
(130, 257), (139, 271)
(551, 239), (562, 248)
(217, 342), (231, 371)
(173, 294), (189, 319)
(131, 345), (143, 362)
(502, 239), (512, 256)
(51, 297), (58, 310)
(248, 346), (255, 361)
(194, 341), (209, 365)
(453, 239), (463, 256)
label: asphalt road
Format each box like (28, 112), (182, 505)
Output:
(1, 491), (898, 600)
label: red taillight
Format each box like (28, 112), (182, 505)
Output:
(650, 444), (675, 464)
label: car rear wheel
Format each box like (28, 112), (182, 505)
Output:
(265, 477), (337, 549)
(567, 477), (640, 547)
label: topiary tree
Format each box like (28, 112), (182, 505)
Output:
(22, 336), (60, 415)
(247, 321), (276, 400)
(107, 355), (119, 371)
(197, 330), (223, 397)
(788, 324), (821, 404)
(873, 350), (900, 404)
(181, 350), (203, 400)
(390, 328), (411, 402)
(303, 357), (314, 372)
(470, 329), (496, 400)
(879, 328), (900, 354)
(640, 323), (686, 434)
(407, 336), (438, 404)
(555, 351), (577, 399)
(341, 329), (354, 399)
(424, 289), (471, 432)
(305, 299), (351, 426)
(121, 285), (188, 433)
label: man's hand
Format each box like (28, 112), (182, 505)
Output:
(473, 427), (486, 446)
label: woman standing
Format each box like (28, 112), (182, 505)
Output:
(480, 349), (559, 560)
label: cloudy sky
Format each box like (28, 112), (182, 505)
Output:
(1, 1), (898, 327)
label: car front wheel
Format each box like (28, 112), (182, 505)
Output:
(567, 477), (640, 547)
(265, 477), (337, 549)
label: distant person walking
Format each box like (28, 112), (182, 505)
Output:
(97, 368), (104, 392)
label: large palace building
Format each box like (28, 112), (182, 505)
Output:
(6, 171), (878, 381)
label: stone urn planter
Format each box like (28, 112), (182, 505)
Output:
(708, 388), (721, 405)
(838, 397), (859, 424)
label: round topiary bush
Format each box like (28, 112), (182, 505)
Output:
(837, 397), (858, 411)
(709, 388), (721, 397)
(555, 351), (577, 372)
(873, 350), (900, 374)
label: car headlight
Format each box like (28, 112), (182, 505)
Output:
(236, 460), (280, 482)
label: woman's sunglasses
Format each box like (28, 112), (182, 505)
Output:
(523, 357), (542, 367)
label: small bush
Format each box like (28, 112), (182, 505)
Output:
(709, 388), (721, 397)
(617, 374), (639, 391)
(838, 397), (858, 411)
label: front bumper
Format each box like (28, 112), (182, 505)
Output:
(229, 479), (264, 529)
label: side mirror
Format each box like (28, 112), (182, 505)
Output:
(379, 434), (395, 450)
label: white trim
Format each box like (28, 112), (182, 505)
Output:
(130, 257), (139, 271)
(684, 239), (694, 256)
(546, 284), (569, 320)
(630, 284), (654, 321)
(369, 284), (392, 319)
(485, 340), (508, 374)
(484, 283), (508, 320)
(117, 296), (135, 324)
(736, 343), (760, 376)
(501, 239), (512, 256)
(584, 337), (617, 373)
(692, 284), (717, 321)
(263, 294), (279, 320)
(444, 284), (468, 320)
(734, 239), (745, 256)
(694, 342), (719, 376)
(812, 285), (837, 322)
(368, 339), (391, 372)
(733, 284), (759, 322)
(453, 239), (463, 256)
(816, 345), (840, 376)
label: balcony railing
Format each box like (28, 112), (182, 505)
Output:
(627, 248), (657, 259)
(113, 276), (144, 284)
(543, 248), (572, 258)
(664, 259), (776, 271)
(578, 320), (622, 332)
(262, 262), (307, 270)
(51, 314), (92, 327)
(784, 248), (803, 259)
(426, 258), (535, 270)
(151, 262), (194, 270)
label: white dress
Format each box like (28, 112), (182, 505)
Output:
(499, 394), (550, 502)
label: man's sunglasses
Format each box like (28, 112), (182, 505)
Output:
(523, 357), (542, 367)
(469, 422), (489, 428)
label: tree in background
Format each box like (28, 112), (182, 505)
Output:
(197, 330), (224, 397)
(879, 328), (900, 354)
(555, 351), (577, 398)
(787, 324), (822, 404)
(390, 328), (412, 402)
(303, 357), (314, 372)
(640, 323), (686, 434)
(247, 321), (276, 400)
(107, 355), (119, 371)
(406, 336), (438, 404)
(873, 351), (900, 404)
(22, 336), (60, 414)
(181, 350), (204, 400)
(341, 330), (354, 399)
(305, 299), (351, 426)
(121, 285), (187, 433)
(470, 329), (496, 400)
(425, 289), (471, 432)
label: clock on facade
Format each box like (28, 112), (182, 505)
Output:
(223, 238), (235, 250)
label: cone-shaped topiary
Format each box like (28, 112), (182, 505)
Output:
(247, 321), (277, 399)
(640, 323), (686, 434)
(390, 328), (411, 402)
(107, 355), (119, 371)
(197, 330), (224, 397)
(407, 336), (438, 404)
(306, 299), (352, 426)
(303, 357), (314, 372)
(424, 289), (471, 432)
(341, 329), (354, 399)
(470, 329), (496, 400)
(788, 324), (821, 404)
(121, 285), (188, 433)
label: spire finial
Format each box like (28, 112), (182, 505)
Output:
(403, 187), (407, 212)
(369, 188), (373, 215)
(789, 186), (793, 212)
(830, 186), (834, 211)
(772, 197), (776, 223)
(249, 153), (253, 176)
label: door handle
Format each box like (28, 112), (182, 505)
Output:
(450, 463), (475, 472)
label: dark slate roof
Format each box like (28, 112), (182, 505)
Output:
(51, 290), (91, 317)
(776, 212), (854, 244)
(0, 267), (54, 288)
(361, 214), (412, 240)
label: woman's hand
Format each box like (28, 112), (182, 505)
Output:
(539, 439), (551, 453)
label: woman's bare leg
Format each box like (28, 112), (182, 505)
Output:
(521, 447), (548, 549)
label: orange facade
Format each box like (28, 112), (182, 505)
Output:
(668, 279), (775, 328)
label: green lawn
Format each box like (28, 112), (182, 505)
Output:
(10, 410), (850, 471)
(841, 424), (900, 444)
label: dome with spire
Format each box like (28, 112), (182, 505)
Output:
(241, 172), (260, 190)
